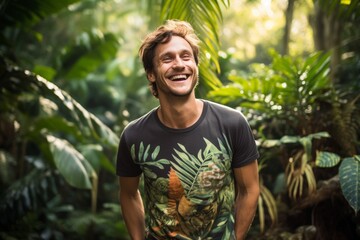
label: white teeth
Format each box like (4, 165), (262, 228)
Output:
(170, 75), (187, 80)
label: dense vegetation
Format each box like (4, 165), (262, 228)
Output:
(0, 0), (359, 239)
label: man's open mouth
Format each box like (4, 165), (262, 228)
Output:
(169, 74), (189, 81)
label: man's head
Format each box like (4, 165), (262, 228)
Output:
(139, 20), (200, 97)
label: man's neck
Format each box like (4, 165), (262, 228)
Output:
(157, 97), (203, 129)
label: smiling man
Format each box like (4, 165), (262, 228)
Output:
(116, 20), (260, 240)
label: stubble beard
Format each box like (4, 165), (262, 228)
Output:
(157, 72), (199, 98)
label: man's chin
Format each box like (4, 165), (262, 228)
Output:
(170, 91), (193, 97)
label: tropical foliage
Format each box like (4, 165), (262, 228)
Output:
(316, 152), (360, 213)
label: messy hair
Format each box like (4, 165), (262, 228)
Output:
(139, 20), (200, 97)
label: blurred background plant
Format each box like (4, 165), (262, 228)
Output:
(0, 0), (359, 239)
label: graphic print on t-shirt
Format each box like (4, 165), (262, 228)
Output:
(130, 135), (236, 239)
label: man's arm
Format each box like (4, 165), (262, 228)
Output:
(119, 176), (145, 240)
(234, 160), (260, 240)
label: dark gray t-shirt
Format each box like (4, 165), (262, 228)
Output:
(116, 100), (259, 239)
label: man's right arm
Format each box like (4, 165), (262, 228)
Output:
(119, 176), (145, 240)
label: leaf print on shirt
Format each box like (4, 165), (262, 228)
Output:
(169, 136), (234, 238)
(171, 137), (232, 204)
(165, 167), (218, 238)
(130, 142), (170, 179)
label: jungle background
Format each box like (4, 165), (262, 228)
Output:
(0, 0), (359, 239)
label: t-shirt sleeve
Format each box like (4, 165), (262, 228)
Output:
(116, 130), (142, 177)
(231, 113), (259, 168)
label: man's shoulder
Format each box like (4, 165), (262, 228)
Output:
(204, 99), (244, 117)
(123, 107), (158, 132)
(202, 100), (250, 131)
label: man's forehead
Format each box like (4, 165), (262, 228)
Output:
(155, 36), (193, 56)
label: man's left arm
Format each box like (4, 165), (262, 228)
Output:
(234, 160), (260, 240)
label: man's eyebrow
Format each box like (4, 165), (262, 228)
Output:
(159, 52), (172, 59)
(159, 49), (192, 58)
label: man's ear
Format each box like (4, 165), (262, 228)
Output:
(147, 72), (155, 82)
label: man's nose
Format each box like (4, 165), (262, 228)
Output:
(172, 56), (185, 69)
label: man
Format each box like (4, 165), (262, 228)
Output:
(116, 19), (260, 240)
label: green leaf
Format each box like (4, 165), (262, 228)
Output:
(339, 155), (360, 213)
(61, 32), (120, 79)
(306, 131), (331, 139)
(1, 61), (119, 148)
(47, 135), (94, 189)
(33, 65), (57, 81)
(299, 137), (312, 160)
(315, 151), (341, 168)
(0, 0), (81, 27)
(79, 144), (115, 174)
(151, 146), (160, 160)
(37, 75), (119, 147)
(33, 116), (83, 141)
(262, 184), (278, 220)
(280, 132), (330, 146)
(208, 50), (332, 130)
(280, 135), (300, 144)
(261, 139), (281, 148)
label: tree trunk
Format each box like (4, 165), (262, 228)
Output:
(282, 0), (296, 55)
(309, 1), (343, 83)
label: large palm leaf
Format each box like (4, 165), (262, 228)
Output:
(0, 0), (81, 28)
(58, 31), (120, 80)
(1, 60), (119, 146)
(0, 0), (122, 228)
(0, 58), (119, 221)
(209, 50), (332, 133)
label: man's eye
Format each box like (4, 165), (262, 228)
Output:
(182, 54), (192, 60)
(162, 57), (172, 62)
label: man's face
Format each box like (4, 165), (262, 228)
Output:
(149, 36), (198, 98)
